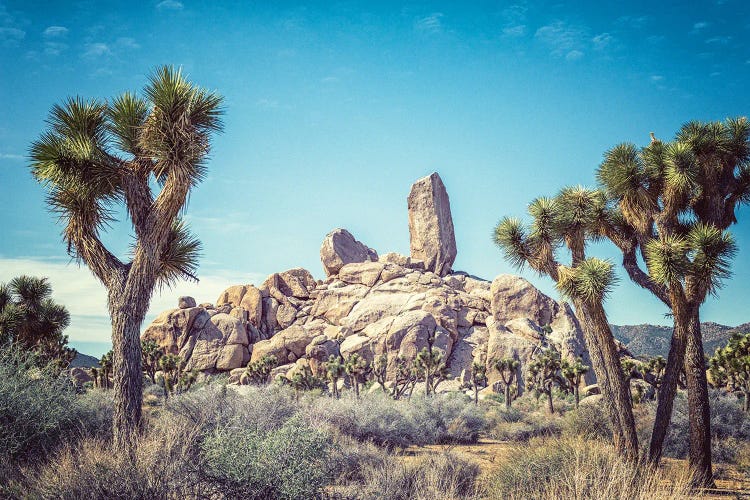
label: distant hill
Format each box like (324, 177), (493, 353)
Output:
(611, 322), (750, 358)
(70, 351), (99, 368)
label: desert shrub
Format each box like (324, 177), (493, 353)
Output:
(27, 417), (200, 500)
(348, 451), (481, 500)
(200, 416), (333, 499)
(165, 384), (298, 435)
(488, 412), (561, 442)
(636, 389), (750, 462)
(487, 437), (691, 500)
(0, 348), (112, 471)
(307, 391), (486, 448)
(561, 403), (612, 441)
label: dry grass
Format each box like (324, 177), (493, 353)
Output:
(485, 436), (694, 500)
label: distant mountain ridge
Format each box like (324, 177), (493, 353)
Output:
(70, 351), (99, 368)
(611, 322), (750, 358)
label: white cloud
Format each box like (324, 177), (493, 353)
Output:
(692, 21), (709, 33)
(0, 152), (23, 160)
(535, 21), (586, 59)
(615, 15), (650, 29)
(255, 98), (279, 109)
(156, 0), (183, 11)
(650, 75), (664, 82)
(43, 25), (68, 38)
(0, 26), (24, 43)
(706, 36), (731, 44)
(415, 13), (444, 34)
(502, 25), (526, 37)
(82, 42), (110, 58)
(592, 32), (612, 50)
(0, 257), (264, 344)
(565, 50), (584, 61)
(500, 4), (527, 37)
(115, 36), (140, 49)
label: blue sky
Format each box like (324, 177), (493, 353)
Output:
(1, 1), (749, 356)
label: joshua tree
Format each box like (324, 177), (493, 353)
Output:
(494, 357), (520, 408)
(141, 340), (164, 384)
(0, 276), (74, 368)
(158, 353), (181, 396)
(528, 348), (564, 414)
(243, 354), (277, 385)
(415, 346), (450, 396)
(642, 355), (667, 400)
(470, 361), (488, 405)
(29, 66), (223, 451)
(709, 333), (750, 412)
(391, 355), (419, 400)
(372, 353), (389, 393)
(495, 188), (639, 460)
(561, 357), (589, 407)
(597, 120), (748, 483)
(324, 355), (345, 399)
(344, 353), (370, 398)
(282, 365), (325, 402)
(99, 350), (114, 390)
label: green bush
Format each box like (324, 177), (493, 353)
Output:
(201, 416), (332, 499)
(636, 389), (750, 463)
(561, 403), (612, 441)
(0, 348), (112, 471)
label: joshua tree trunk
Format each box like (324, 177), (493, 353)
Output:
(110, 304), (147, 451)
(574, 383), (580, 408)
(546, 384), (554, 414)
(744, 391), (750, 413)
(685, 312), (714, 487)
(474, 385), (479, 405)
(575, 299), (639, 462)
(505, 384), (512, 409)
(648, 291), (690, 466)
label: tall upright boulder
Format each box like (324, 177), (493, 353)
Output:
(320, 228), (378, 276)
(407, 172), (457, 277)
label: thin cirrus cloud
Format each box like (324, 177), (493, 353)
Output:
(156, 0), (184, 11)
(414, 12), (444, 34)
(43, 25), (68, 37)
(535, 20), (587, 60)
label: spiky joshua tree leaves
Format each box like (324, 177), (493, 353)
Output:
(28, 66), (223, 452)
(528, 348), (564, 414)
(323, 355), (345, 399)
(243, 354), (278, 386)
(141, 340), (164, 384)
(598, 119), (749, 484)
(710, 333), (750, 412)
(344, 353), (370, 399)
(0, 276), (74, 370)
(470, 361), (488, 405)
(494, 187), (639, 461)
(561, 356), (589, 408)
(494, 357), (519, 408)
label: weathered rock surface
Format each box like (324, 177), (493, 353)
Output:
(141, 173), (595, 393)
(407, 172), (457, 277)
(320, 228), (378, 277)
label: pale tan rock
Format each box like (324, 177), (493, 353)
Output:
(320, 228), (378, 276)
(407, 172), (457, 277)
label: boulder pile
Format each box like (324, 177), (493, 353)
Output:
(142, 172), (594, 393)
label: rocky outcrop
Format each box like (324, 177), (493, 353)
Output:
(320, 228), (378, 276)
(407, 172), (457, 277)
(141, 172), (595, 393)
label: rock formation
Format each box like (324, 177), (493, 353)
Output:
(320, 228), (378, 276)
(407, 172), (457, 277)
(142, 172), (595, 393)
